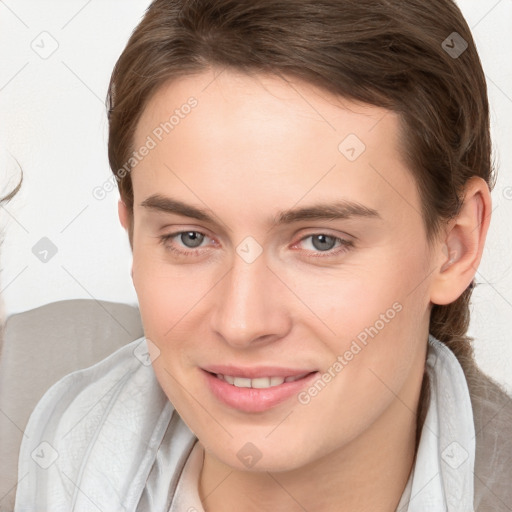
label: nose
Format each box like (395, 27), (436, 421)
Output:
(210, 251), (292, 349)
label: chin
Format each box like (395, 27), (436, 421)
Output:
(200, 432), (320, 473)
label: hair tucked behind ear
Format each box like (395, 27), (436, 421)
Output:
(431, 284), (475, 365)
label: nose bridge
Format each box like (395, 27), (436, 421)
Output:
(212, 249), (288, 347)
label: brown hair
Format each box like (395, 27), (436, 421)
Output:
(107, 0), (494, 376)
(0, 171), (23, 205)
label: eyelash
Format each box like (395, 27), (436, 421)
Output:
(158, 231), (354, 258)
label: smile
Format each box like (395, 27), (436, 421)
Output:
(215, 373), (310, 388)
(203, 369), (318, 412)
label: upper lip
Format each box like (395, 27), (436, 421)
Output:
(202, 365), (316, 379)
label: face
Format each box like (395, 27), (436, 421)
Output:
(126, 68), (436, 472)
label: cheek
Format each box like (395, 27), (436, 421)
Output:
(288, 243), (431, 408)
(284, 243), (429, 342)
(132, 257), (201, 410)
(132, 246), (205, 335)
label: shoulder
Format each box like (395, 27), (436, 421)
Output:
(425, 336), (512, 510)
(466, 366), (512, 511)
(15, 337), (195, 511)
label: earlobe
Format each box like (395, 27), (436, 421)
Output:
(429, 177), (491, 305)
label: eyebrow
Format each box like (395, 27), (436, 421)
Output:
(140, 194), (381, 227)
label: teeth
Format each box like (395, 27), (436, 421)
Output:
(233, 377), (252, 388)
(251, 377), (270, 388)
(252, 377), (286, 388)
(216, 373), (307, 389)
(285, 373), (309, 383)
(270, 376), (286, 386)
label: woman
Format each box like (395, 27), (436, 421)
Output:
(15, 0), (512, 510)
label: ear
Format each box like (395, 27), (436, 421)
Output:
(118, 200), (134, 278)
(429, 176), (492, 305)
(118, 199), (130, 231)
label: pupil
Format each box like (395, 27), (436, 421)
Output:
(312, 234), (335, 251)
(182, 231), (204, 248)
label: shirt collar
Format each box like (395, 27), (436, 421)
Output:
(396, 334), (476, 511)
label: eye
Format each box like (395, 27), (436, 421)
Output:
(176, 231), (205, 248)
(295, 233), (353, 256)
(158, 230), (211, 256)
(158, 230), (353, 258)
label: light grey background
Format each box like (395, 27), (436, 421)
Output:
(0, 0), (511, 392)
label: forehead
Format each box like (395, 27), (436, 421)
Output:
(136, 69), (401, 149)
(131, 69), (420, 228)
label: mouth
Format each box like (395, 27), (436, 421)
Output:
(202, 368), (318, 413)
(213, 372), (311, 388)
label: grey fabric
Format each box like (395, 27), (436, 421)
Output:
(0, 299), (143, 512)
(13, 336), (196, 512)
(468, 366), (512, 510)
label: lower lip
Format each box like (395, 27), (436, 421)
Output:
(202, 370), (318, 413)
